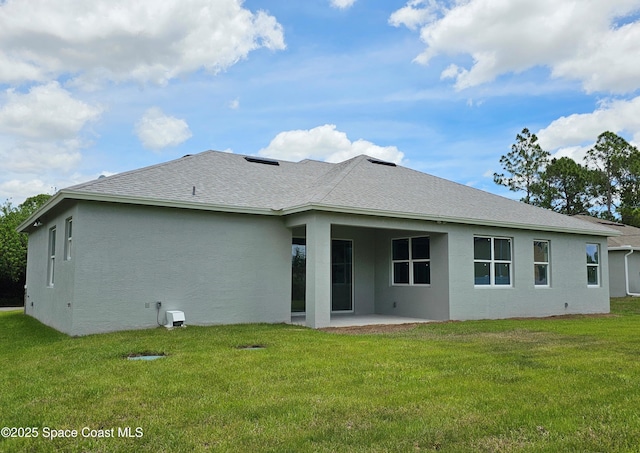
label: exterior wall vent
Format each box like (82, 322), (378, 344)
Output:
(367, 158), (396, 167)
(244, 156), (280, 166)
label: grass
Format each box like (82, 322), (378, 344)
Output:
(1, 299), (640, 452)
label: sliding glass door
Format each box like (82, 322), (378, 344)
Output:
(331, 239), (353, 312)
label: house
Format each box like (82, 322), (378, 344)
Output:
(573, 215), (640, 297)
(18, 150), (617, 336)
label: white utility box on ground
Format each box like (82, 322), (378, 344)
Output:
(165, 310), (186, 328)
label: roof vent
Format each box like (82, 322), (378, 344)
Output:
(367, 158), (396, 167)
(244, 156), (280, 166)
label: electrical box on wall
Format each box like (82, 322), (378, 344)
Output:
(165, 310), (186, 328)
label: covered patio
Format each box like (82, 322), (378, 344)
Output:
(286, 212), (451, 328)
(290, 313), (435, 328)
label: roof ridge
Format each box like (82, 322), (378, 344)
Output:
(305, 155), (368, 204)
(67, 151), (216, 191)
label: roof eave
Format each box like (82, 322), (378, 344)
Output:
(18, 190), (279, 233)
(17, 191), (66, 233)
(19, 191), (619, 238)
(281, 203), (619, 236)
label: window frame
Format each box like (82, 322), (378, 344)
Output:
(47, 226), (56, 287)
(391, 236), (431, 286)
(64, 217), (72, 261)
(533, 240), (550, 287)
(586, 243), (600, 287)
(473, 236), (513, 287)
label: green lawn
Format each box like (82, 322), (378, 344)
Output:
(1, 299), (640, 452)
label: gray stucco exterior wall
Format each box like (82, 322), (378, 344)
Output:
(374, 230), (450, 320)
(26, 201), (292, 335)
(24, 205), (78, 334)
(289, 211), (610, 324)
(627, 251), (640, 295)
(609, 249), (640, 297)
(24, 203), (610, 335)
(446, 225), (610, 320)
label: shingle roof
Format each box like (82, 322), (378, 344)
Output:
(30, 150), (617, 236)
(573, 215), (640, 247)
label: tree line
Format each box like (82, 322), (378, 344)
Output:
(494, 128), (640, 227)
(0, 194), (51, 304)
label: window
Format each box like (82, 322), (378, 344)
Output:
(291, 238), (306, 313)
(48, 227), (56, 287)
(534, 240), (550, 286)
(64, 217), (72, 261)
(474, 236), (512, 286)
(586, 243), (600, 286)
(392, 236), (430, 285)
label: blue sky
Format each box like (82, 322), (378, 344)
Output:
(1, 0), (640, 204)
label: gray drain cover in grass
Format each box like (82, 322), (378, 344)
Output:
(126, 353), (166, 361)
(237, 345), (266, 350)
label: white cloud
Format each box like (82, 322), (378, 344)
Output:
(0, 0), (286, 86)
(228, 98), (240, 110)
(0, 82), (103, 140)
(258, 124), (404, 164)
(330, 0), (357, 9)
(389, 0), (439, 30)
(0, 178), (53, 204)
(135, 107), (192, 150)
(0, 83), (101, 195)
(537, 96), (640, 151)
(1, 140), (83, 174)
(391, 0), (640, 93)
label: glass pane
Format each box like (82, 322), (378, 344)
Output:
(495, 263), (511, 285)
(67, 220), (72, 238)
(394, 262), (410, 284)
(534, 264), (548, 285)
(587, 265), (599, 285)
(411, 236), (430, 260)
(50, 228), (56, 252)
(331, 240), (353, 311)
(474, 262), (490, 285)
(393, 239), (409, 261)
(291, 244), (306, 313)
(332, 241), (345, 263)
(494, 238), (511, 261)
(586, 244), (599, 264)
(474, 237), (491, 260)
(413, 261), (430, 284)
(533, 241), (548, 262)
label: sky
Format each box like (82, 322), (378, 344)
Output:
(1, 0), (640, 205)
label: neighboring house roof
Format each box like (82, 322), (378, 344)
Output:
(19, 150), (618, 236)
(573, 215), (640, 249)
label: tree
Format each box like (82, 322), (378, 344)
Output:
(531, 157), (594, 215)
(0, 194), (51, 285)
(615, 143), (640, 226)
(585, 131), (636, 219)
(494, 128), (550, 204)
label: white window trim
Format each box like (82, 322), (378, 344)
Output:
(587, 243), (600, 288)
(534, 240), (550, 288)
(64, 217), (72, 261)
(391, 236), (431, 286)
(474, 236), (513, 288)
(47, 226), (56, 287)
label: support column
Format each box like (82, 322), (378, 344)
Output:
(305, 215), (331, 328)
